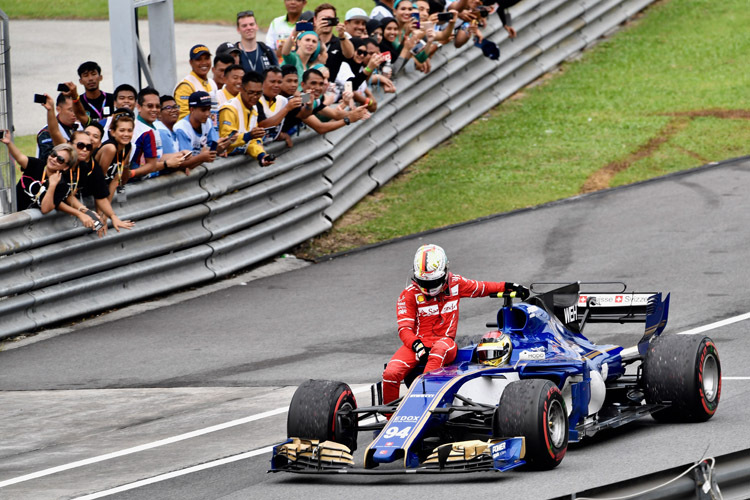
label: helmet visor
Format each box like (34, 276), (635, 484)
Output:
(477, 343), (510, 363)
(414, 274), (447, 295)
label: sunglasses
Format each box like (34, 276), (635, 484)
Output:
(237, 10), (254, 18)
(50, 152), (68, 165)
(356, 50), (368, 56)
(75, 142), (93, 151)
(161, 105), (179, 111)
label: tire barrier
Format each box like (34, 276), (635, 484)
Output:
(0, 0), (655, 338)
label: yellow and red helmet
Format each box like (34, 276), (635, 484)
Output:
(477, 331), (513, 367)
(413, 244), (449, 296)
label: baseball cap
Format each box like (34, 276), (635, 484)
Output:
(300, 10), (315, 21)
(189, 44), (211, 60)
(216, 42), (241, 56)
(345, 7), (369, 22)
(188, 91), (212, 108)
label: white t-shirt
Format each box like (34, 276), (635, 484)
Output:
(257, 94), (289, 144)
(266, 16), (295, 52)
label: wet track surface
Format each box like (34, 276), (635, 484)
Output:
(1, 158), (750, 499)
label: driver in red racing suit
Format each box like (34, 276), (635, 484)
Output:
(382, 244), (529, 405)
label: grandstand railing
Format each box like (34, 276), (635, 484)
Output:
(0, 0), (655, 338)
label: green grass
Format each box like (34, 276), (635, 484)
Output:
(3, 0), (367, 27)
(297, 0), (750, 256)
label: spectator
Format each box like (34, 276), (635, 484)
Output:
(257, 67), (301, 148)
(371, 0), (395, 21)
(314, 3), (354, 82)
(217, 64), (245, 106)
(97, 111), (134, 198)
(363, 38), (395, 94)
(367, 18), (384, 43)
(100, 84), (138, 141)
(334, 39), (385, 107)
(217, 71), (275, 166)
(84, 121), (104, 153)
(36, 93), (82, 163)
(236, 11), (278, 74)
(212, 52), (235, 89)
(174, 44), (219, 124)
(131, 87), (186, 178)
(344, 8), (370, 38)
(174, 91), (232, 171)
(154, 95), (181, 155)
(67, 130), (134, 235)
(77, 61), (115, 123)
(216, 41), (241, 64)
(267, 0), (309, 58)
(379, 16), (424, 72)
(280, 65), (300, 99)
(281, 28), (324, 84)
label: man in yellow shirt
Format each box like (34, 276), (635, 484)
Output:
(218, 71), (275, 166)
(174, 44), (220, 123)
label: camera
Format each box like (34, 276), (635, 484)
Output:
(325, 16), (339, 27)
(57, 83), (68, 92)
(208, 140), (218, 152)
(437, 12), (453, 22)
(0, 130), (5, 139)
(33, 94), (46, 104)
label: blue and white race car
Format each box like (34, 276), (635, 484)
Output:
(270, 282), (721, 474)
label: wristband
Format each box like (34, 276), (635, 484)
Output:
(364, 98), (371, 107)
(364, 66), (373, 74)
(72, 97), (79, 103)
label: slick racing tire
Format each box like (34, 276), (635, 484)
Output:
(287, 379), (359, 451)
(493, 379), (568, 470)
(643, 335), (721, 423)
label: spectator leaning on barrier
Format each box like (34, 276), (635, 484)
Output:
(131, 87), (187, 178)
(217, 64), (245, 107)
(257, 67), (301, 149)
(154, 95), (181, 155)
(97, 110), (134, 200)
(236, 11), (279, 75)
(314, 3), (354, 82)
(267, 0), (309, 59)
(291, 68), (369, 134)
(174, 44), (220, 124)
(77, 61), (115, 123)
(212, 52), (235, 89)
(100, 84), (138, 141)
(281, 28), (324, 85)
(174, 91), (232, 171)
(218, 71), (275, 167)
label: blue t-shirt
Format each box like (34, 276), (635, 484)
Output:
(173, 115), (219, 155)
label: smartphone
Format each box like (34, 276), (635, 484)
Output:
(476, 6), (490, 17)
(344, 81), (353, 94)
(182, 151), (193, 159)
(437, 12), (453, 22)
(325, 16), (339, 27)
(296, 21), (314, 32)
(482, 0), (496, 5)
(410, 12), (421, 29)
(0, 130), (5, 139)
(33, 94), (46, 104)
(300, 93), (311, 104)
(84, 209), (103, 231)
(228, 130), (239, 140)
(57, 83), (68, 92)
(208, 140), (218, 152)
(410, 39), (426, 55)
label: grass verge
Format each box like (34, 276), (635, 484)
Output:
(3, 1), (366, 28)
(295, 0), (750, 259)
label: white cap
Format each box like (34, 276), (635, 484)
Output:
(345, 7), (369, 21)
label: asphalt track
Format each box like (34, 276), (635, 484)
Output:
(2, 157), (750, 499)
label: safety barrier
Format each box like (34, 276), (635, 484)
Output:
(0, 0), (656, 338)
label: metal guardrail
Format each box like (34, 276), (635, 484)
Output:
(0, 0), (656, 338)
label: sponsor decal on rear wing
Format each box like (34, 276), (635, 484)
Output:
(578, 293), (656, 307)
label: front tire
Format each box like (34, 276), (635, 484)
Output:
(493, 379), (568, 470)
(287, 379), (358, 451)
(643, 335), (721, 422)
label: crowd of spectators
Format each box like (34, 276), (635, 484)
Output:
(3, 0), (520, 234)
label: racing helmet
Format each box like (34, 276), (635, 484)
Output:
(477, 331), (512, 367)
(412, 244), (449, 296)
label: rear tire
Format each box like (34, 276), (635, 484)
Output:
(493, 379), (568, 470)
(643, 335), (721, 422)
(287, 379), (358, 451)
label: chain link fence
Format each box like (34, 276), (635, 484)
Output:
(0, 9), (15, 214)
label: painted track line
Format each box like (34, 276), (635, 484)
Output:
(677, 311), (750, 335)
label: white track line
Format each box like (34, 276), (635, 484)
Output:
(677, 312), (750, 335)
(4, 311), (749, 495)
(0, 385), (371, 490)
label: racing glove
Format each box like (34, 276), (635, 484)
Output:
(505, 282), (530, 300)
(412, 339), (427, 361)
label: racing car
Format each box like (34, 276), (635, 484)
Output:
(270, 282), (721, 473)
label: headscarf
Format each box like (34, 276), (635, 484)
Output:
(296, 30), (322, 62)
(378, 17), (401, 61)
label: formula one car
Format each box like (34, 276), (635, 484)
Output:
(270, 282), (721, 474)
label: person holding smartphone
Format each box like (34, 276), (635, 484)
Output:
(174, 91), (232, 171)
(313, 3), (354, 82)
(281, 26), (325, 86)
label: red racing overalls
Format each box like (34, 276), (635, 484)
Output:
(382, 273), (506, 404)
